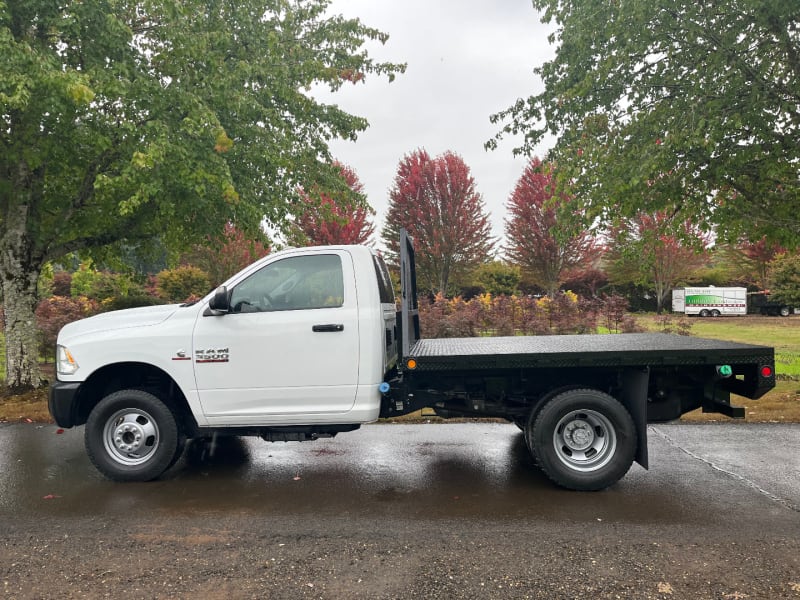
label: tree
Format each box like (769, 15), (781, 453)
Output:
(287, 163), (375, 246)
(604, 210), (711, 313)
(471, 261), (521, 297)
(769, 253), (800, 307)
(505, 158), (597, 296)
(0, 0), (404, 391)
(737, 237), (786, 290)
(489, 1), (800, 246)
(184, 223), (271, 287)
(382, 149), (494, 294)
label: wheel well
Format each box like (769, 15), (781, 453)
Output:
(525, 383), (588, 426)
(72, 363), (197, 433)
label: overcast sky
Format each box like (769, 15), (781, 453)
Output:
(314, 0), (557, 250)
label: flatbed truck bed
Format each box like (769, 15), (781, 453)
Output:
(383, 230), (777, 489)
(407, 333), (773, 371)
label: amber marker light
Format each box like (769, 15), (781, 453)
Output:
(406, 358), (417, 370)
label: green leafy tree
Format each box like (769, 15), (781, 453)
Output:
(472, 261), (521, 297)
(769, 253), (800, 307)
(0, 0), (404, 391)
(489, 1), (800, 246)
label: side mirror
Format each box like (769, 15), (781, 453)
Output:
(208, 286), (231, 313)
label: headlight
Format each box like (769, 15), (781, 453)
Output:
(56, 345), (79, 375)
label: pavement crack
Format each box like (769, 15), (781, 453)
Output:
(649, 426), (800, 513)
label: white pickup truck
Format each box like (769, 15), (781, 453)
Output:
(50, 231), (776, 490)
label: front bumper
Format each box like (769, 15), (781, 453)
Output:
(48, 381), (81, 428)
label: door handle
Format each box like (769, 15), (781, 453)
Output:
(312, 324), (344, 332)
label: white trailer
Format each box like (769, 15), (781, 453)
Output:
(672, 287), (747, 317)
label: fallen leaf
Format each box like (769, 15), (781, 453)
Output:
(24, 419), (33, 423)
(42, 494), (61, 500)
(723, 593), (749, 600)
(56, 429), (64, 434)
(789, 582), (800, 592)
(657, 582), (674, 595)
(293, 476), (301, 481)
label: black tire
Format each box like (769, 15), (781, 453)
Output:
(780, 306), (791, 317)
(710, 309), (721, 317)
(699, 309), (710, 317)
(85, 389), (181, 482)
(529, 388), (636, 491)
(523, 385), (585, 460)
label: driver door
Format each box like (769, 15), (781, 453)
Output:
(192, 250), (360, 424)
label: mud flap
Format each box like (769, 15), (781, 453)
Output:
(621, 368), (649, 469)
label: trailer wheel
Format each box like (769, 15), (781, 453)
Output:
(711, 309), (721, 317)
(85, 389), (181, 482)
(530, 388), (636, 491)
(699, 309), (710, 317)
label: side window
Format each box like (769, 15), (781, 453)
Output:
(230, 254), (344, 313)
(373, 255), (395, 304)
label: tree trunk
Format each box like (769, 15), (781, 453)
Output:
(1, 177), (45, 392)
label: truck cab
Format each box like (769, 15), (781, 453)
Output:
(50, 244), (397, 480)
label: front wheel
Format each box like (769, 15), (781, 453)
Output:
(85, 389), (181, 482)
(529, 388), (636, 491)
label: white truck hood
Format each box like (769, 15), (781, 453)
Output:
(58, 303), (181, 342)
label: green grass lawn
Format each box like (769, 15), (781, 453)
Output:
(639, 314), (800, 380)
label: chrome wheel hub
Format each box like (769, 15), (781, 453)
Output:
(103, 409), (160, 466)
(553, 409), (617, 472)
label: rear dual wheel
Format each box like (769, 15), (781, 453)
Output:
(527, 388), (637, 491)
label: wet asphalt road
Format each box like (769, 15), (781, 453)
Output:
(1, 422), (799, 598)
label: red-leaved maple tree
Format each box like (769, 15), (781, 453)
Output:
(505, 158), (598, 296)
(737, 236), (785, 289)
(290, 163), (375, 246)
(382, 149), (494, 294)
(605, 210), (711, 312)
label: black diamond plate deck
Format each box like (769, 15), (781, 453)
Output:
(407, 333), (774, 371)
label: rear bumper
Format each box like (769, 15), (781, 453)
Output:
(48, 381), (81, 428)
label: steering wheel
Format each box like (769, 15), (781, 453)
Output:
(259, 293), (274, 309)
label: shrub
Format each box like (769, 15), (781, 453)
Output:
(52, 271), (72, 297)
(71, 264), (136, 304)
(471, 262), (521, 297)
(155, 266), (211, 303)
(417, 292), (610, 338)
(654, 313), (693, 336)
(104, 295), (166, 311)
(36, 296), (99, 360)
(419, 294), (482, 338)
